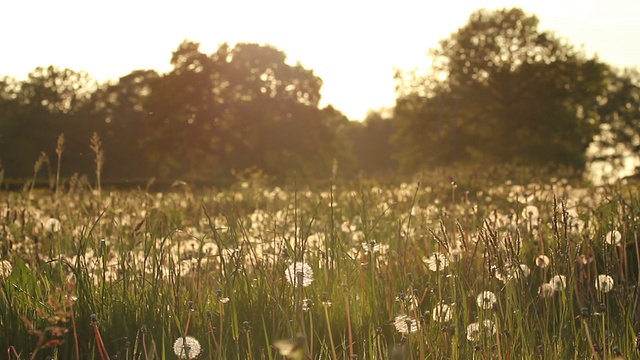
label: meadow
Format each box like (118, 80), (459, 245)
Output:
(1, 169), (639, 359)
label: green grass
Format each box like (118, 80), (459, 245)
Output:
(1, 174), (639, 359)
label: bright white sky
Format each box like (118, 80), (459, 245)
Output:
(2, 0), (639, 120)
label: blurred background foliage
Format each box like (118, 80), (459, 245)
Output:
(0, 8), (638, 187)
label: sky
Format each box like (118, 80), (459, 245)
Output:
(2, 0), (640, 121)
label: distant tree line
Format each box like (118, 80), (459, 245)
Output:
(394, 8), (640, 175)
(0, 7), (638, 187)
(0, 42), (397, 186)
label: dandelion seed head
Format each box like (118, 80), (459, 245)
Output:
(273, 334), (306, 358)
(538, 283), (554, 298)
(302, 298), (313, 311)
(494, 263), (530, 282)
(44, 217), (61, 233)
(173, 336), (202, 359)
(448, 240), (465, 259)
(516, 193), (535, 204)
(0, 260), (12, 278)
(393, 314), (419, 334)
(521, 205), (540, 223)
(535, 255), (550, 268)
(466, 322), (481, 342)
(351, 231), (365, 243)
(466, 320), (496, 342)
(577, 254), (592, 265)
(395, 290), (419, 311)
(285, 262), (314, 287)
(476, 291), (497, 310)
(549, 275), (566, 292)
(482, 319), (496, 335)
(423, 252), (450, 272)
(595, 274), (614, 293)
(363, 241), (380, 254)
(362, 240), (389, 255)
(432, 303), (453, 323)
(604, 230), (622, 246)
(514, 264), (531, 279)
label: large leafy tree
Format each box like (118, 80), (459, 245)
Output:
(394, 8), (609, 172)
(341, 110), (399, 176)
(0, 67), (95, 178)
(83, 70), (160, 179)
(589, 68), (640, 176)
(142, 41), (338, 181)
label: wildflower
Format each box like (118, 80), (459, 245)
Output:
(423, 252), (450, 272)
(521, 205), (540, 223)
(516, 193), (535, 204)
(604, 230), (622, 246)
(320, 291), (332, 307)
(432, 303), (453, 322)
(466, 323), (481, 342)
(302, 298), (313, 311)
(393, 314), (419, 334)
(351, 231), (365, 243)
(395, 290), (420, 311)
(173, 336), (202, 359)
(549, 275), (566, 292)
(0, 260), (12, 278)
(448, 240), (465, 259)
(482, 319), (496, 335)
(512, 264), (530, 279)
(307, 233), (325, 249)
(362, 240), (389, 255)
(476, 291), (497, 310)
(494, 263), (530, 282)
(285, 262), (314, 287)
(273, 334), (307, 359)
(363, 240), (381, 254)
(538, 283), (554, 298)
(566, 209), (585, 233)
(535, 255), (550, 268)
(595, 274), (614, 293)
(577, 254), (592, 265)
(44, 217), (61, 233)
(466, 319), (496, 342)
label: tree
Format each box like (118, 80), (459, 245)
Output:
(0, 67), (96, 178)
(83, 70), (160, 179)
(394, 8), (609, 172)
(141, 41), (340, 181)
(589, 68), (640, 176)
(341, 110), (399, 176)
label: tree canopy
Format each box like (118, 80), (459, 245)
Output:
(0, 42), (348, 185)
(140, 41), (342, 181)
(394, 8), (616, 172)
(1, 8), (639, 186)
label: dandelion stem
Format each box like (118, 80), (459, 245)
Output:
(218, 301), (224, 360)
(344, 290), (354, 358)
(632, 229), (640, 327)
(207, 313), (220, 355)
(245, 331), (254, 360)
(8, 346), (20, 360)
(70, 304), (80, 360)
(142, 329), (149, 360)
(323, 304), (339, 360)
(581, 319), (600, 360)
(184, 305), (193, 336)
(308, 310), (314, 357)
(92, 316), (111, 360)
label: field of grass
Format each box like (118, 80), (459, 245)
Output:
(1, 171), (640, 359)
